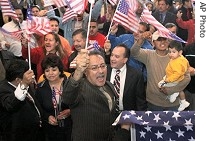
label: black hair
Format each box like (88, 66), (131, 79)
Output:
(158, 0), (170, 5)
(49, 17), (60, 25)
(182, 0), (190, 4)
(72, 28), (87, 39)
(6, 59), (29, 82)
(139, 22), (150, 31)
(89, 50), (105, 60)
(169, 40), (183, 51)
(41, 54), (64, 78)
(165, 22), (177, 28)
(114, 43), (130, 58)
(31, 5), (41, 10)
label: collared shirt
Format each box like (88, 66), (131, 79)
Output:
(110, 64), (127, 110)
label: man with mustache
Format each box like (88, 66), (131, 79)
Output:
(62, 49), (131, 141)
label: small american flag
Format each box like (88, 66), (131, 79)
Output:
(0, 27), (23, 41)
(62, 7), (77, 23)
(113, 110), (195, 141)
(52, 87), (58, 109)
(0, 0), (19, 21)
(69, 57), (77, 68)
(69, 0), (86, 14)
(62, 0), (86, 23)
(113, 0), (139, 33)
(26, 16), (51, 35)
(87, 42), (100, 51)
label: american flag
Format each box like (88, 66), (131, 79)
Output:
(62, 7), (77, 23)
(140, 7), (187, 43)
(62, 0), (87, 23)
(28, 16), (51, 35)
(69, 57), (77, 68)
(113, 0), (139, 33)
(0, 0), (19, 21)
(53, 0), (67, 8)
(0, 27), (23, 41)
(113, 110), (195, 141)
(87, 42), (100, 51)
(125, 0), (138, 13)
(26, 6), (51, 35)
(52, 87), (58, 109)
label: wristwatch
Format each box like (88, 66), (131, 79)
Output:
(20, 83), (28, 90)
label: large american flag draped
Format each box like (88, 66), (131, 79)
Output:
(113, 110), (195, 141)
(112, 0), (139, 33)
(0, 0), (19, 21)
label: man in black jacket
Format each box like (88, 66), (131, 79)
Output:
(0, 59), (45, 141)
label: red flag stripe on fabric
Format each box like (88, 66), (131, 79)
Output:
(27, 17), (51, 35)
(0, 0), (19, 21)
(0, 27), (22, 41)
(53, 0), (67, 8)
(140, 7), (186, 43)
(68, 0), (85, 14)
(62, 8), (77, 23)
(113, 0), (139, 33)
(125, 0), (138, 13)
(61, 0), (85, 23)
(108, 0), (118, 6)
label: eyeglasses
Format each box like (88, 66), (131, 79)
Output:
(87, 64), (107, 71)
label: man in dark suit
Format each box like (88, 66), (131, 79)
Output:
(106, 44), (147, 111)
(0, 59), (44, 141)
(62, 49), (131, 141)
(152, 0), (177, 26)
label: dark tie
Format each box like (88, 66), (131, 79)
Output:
(160, 13), (164, 23)
(113, 70), (120, 112)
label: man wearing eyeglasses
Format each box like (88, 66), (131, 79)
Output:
(62, 49), (131, 141)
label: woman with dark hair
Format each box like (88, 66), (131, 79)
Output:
(21, 32), (69, 80)
(35, 54), (72, 141)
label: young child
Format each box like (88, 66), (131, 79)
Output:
(158, 40), (190, 111)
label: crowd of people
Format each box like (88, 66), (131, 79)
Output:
(0, 0), (195, 141)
